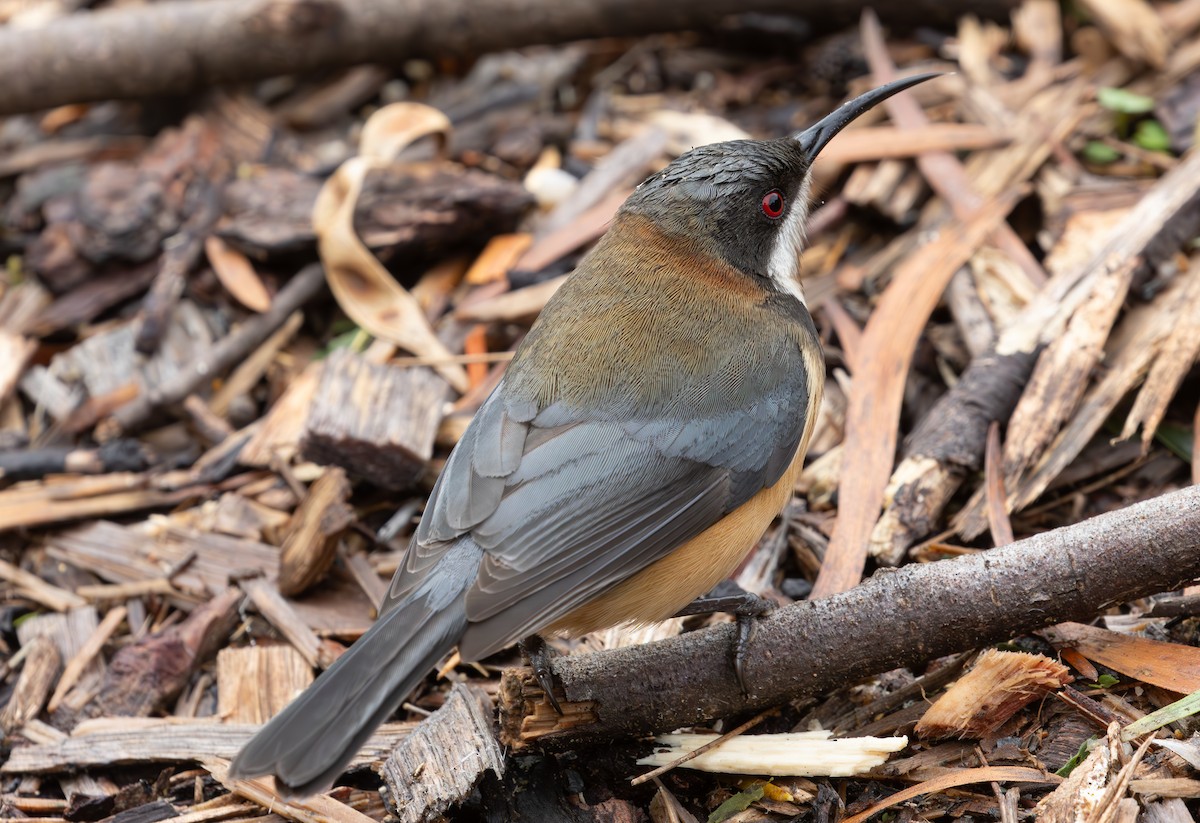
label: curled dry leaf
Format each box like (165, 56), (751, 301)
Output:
(313, 102), (469, 392)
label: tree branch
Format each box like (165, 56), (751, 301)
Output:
(499, 485), (1200, 747)
(0, 0), (1019, 116)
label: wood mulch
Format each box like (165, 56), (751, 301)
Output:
(3, 0), (1200, 821)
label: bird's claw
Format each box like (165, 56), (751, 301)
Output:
(673, 581), (772, 696)
(519, 635), (563, 715)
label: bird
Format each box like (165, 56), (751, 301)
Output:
(230, 72), (938, 797)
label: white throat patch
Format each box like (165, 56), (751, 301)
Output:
(766, 175), (812, 306)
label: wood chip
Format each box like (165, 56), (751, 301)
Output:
(1036, 724), (1151, 822)
(205, 760), (376, 823)
(47, 521), (279, 596)
(17, 607), (105, 714)
(47, 605), (127, 713)
(239, 578), (336, 670)
(1130, 780), (1200, 800)
(239, 361), (323, 467)
(209, 312), (303, 419)
(300, 350), (449, 490)
(0, 636), (61, 733)
(915, 649), (1070, 740)
(277, 467), (353, 597)
(637, 731), (908, 777)
(3, 717), (411, 773)
(0, 558), (86, 611)
(216, 645), (313, 725)
(89, 589), (241, 718)
(381, 684), (505, 823)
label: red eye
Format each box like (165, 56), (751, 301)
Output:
(761, 189), (785, 219)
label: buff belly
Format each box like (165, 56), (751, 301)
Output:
(548, 445), (805, 637)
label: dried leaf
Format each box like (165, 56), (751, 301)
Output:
(205, 234), (271, 312)
(313, 102), (468, 392)
(1045, 622), (1200, 693)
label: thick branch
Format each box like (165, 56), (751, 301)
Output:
(0, 0), (1018, 116)
(500, 485), (1200, 746)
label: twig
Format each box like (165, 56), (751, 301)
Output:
(46, 606), (127, 713)
(110, 263), (326, 433)
(630, 707), (779, 785)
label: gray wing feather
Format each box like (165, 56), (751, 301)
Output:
(385, 348), (809, 658)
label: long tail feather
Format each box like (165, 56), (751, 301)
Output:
(230, 543), (477, 797)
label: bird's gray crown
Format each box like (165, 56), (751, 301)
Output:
(622, 137), (813, 301)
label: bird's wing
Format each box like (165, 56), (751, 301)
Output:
(392, 349), (807, 659)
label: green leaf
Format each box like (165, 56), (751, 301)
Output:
(1083, 141), (1121, 164)
(1154, 421), (1194, 463)
(1056, 738), (1095, 776)
(708, 784), (765, 823)
(1097, 87), (1156, 114)
(1134, 119), (1171, 152)
(13, 610), (39, 629)
(315, 326), (371, 359)
(1089, 673), (1119, 689)
(5, 254), (23, 284)
(1121, 686), (1200, 741)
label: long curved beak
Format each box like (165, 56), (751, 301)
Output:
(795, 72), (943, 158)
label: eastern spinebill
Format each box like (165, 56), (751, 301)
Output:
(230, 73), (938, 796)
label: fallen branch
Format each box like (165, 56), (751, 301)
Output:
(499, 485), (1200, 747)
(0, 0), (1020, 116)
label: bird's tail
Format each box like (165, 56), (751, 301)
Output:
(229, 563), (471, 797)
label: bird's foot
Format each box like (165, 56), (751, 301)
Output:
(673, 580), (773, 695)
(519, 634), (563, 715)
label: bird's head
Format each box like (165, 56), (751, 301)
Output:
(621, 73), (939, 303)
